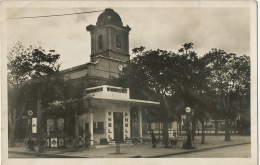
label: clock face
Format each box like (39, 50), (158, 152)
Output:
(118, 64), (123, 71)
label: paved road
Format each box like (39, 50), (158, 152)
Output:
(165, 144), (251, 158)
(8, 152), (84, 158)
(8, 152), (38, 158)
(9, 144), (251, 158)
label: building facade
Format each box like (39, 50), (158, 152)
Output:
(44, 8), (159, 148)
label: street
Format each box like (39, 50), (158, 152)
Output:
(8, 144), (251, 158)
(165, 144), (250, 158)
(7, 136), (251, 158)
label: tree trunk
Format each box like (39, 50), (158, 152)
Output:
(9, 88), (18, 147)
(74, 109), (79, 147)
(224, 118), (231, 141)
(192, 118), (196, 140)
(197, 122), (199, 135)
(201, 119), (205, 144)
(214, 118), (218, 135)
(161, 95), (170, 148)
(162, 120), (169, 148)
(224, 97), (231, 141)
(230, 121), (233, 135)
(9, 115), (16, 147)
(37, 99), (42, 134)
(177, 122), (179, 134)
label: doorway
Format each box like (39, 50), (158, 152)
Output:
(113, 112), (123, 143)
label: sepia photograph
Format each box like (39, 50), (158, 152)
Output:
(1, 1), (258, 165)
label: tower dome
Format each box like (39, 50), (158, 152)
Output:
(96, 8), (123, 27)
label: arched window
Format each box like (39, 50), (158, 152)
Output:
(116, 35), (121, 48)
(98, 35), (103, 49)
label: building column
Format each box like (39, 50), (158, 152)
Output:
(138, 107), (142, 142)
(89, 113), (94, 145)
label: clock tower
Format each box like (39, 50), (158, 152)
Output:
(86, 8), (131, 78)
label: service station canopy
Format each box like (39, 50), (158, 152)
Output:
(84, 85), (160, 108)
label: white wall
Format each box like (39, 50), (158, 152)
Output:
(86, 85), (130, 100)
(78, 104), (131, 144)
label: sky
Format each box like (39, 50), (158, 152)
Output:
(6, 6), (250, 70)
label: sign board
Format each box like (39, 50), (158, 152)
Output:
(51, 138), (58, 147)
(28, 110), (33, 116)
(32, 118), (37, 133)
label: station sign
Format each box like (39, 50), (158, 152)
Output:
(32, 118), (37, 133)
(28, 110), (33, 116)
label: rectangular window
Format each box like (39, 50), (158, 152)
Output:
(94, 122), (104, 133)
(97, 122), (104, 130)
(98, 35), (103, 49)
(85, 87), (103, 94)
(116, 35), (121, 48)
(107, 87), (127, 93)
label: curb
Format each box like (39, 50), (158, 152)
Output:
(9, 151), (87, 158)
(144, 142), (251, 158)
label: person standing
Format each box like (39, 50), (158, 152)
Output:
(150, 129), (157, 148)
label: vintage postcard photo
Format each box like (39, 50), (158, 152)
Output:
(1, 1), (257, 165)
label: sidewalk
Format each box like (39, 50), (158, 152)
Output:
(8, 135), (251, 158)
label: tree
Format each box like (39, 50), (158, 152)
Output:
(44, 75), (98, 147)
(109, 47), (174, 147)
(110, 43), (206, 147)
(174, 43), (211, 143)
(7, 41), (61, 146)
(203, 49), (250, 141)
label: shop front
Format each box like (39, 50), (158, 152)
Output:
(79, 85), (160, 145)
(44, 85), (159, 147)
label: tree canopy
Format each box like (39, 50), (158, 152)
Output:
(8, 41), (60, 85)
(110, 43), (250, 143)
(7, 42), (61, 146)
(203, 48), (250, 140)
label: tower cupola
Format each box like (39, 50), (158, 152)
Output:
(96, 8), (123, 27)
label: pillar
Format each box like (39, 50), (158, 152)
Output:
(138, 107), (142, 142)
(89, 113), (94, 145)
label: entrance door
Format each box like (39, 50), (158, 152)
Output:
(113, 112), (123, 143)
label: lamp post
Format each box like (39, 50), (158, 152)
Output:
(183, 107), (193, 149)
